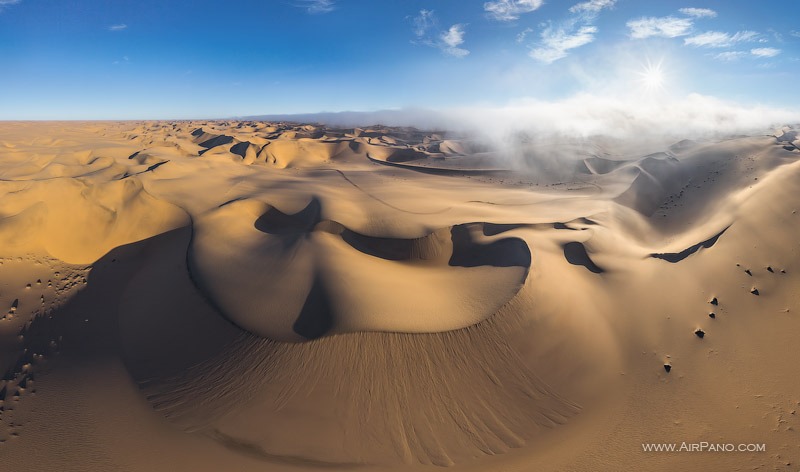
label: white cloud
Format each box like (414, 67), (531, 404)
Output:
(413, 9), (436, 38)
(713, 51), (746, 61)
(441, 25), (465, 48)
(484, 0), (543, 21)
(627, 17), (693, 39)
(108, 24), (128, 31)
(751, 47), (780, 58)
(526, 0), (614, 63)
(295, 0), (335, 14)
(791, 30), (800, 38)
(684, 30), (759, 48)
(530, 25), (597, 63)
(570, 0), (616, 14)
(516, 27), (533, 43)
(679, 7), (717, 18)
(711, 48), (781, 61)
(411, 11), (469, 58)
(440, 24), (470, 58)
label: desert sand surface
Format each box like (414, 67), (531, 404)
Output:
(0, 120), (799, 471)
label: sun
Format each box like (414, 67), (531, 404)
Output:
(636, 58), (666, 94)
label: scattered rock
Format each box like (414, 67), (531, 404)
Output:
(709, 312), (716, 319)
(750, 287), (760, 296)
(709, 297), (718, 306)
(744, 269), (752, 276)
(767, 266), (774, 273)
(695, 328), (705, 338)
(664, 364), (672, 373)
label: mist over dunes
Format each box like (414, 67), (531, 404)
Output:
(246, 93), (800, 141)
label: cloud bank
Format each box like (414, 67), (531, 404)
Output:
(250, 92), (799, 176)
(284, 94), (800, 143)
(445, 94), (799, 139)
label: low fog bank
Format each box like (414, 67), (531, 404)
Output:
(247, 94), (799, 139)
(244, 94), (800, 176)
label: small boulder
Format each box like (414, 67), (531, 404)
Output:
(695, 329), (705, 339)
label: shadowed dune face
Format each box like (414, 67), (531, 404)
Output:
(188, 197), (532, 341)
(562, 242), (604, 274)
(613, 154), (687, 216)
(650, 226), (729, 263)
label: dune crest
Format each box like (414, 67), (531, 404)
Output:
(188, 196), (531, 341)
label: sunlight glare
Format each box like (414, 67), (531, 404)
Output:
(636, 59), (666, 94)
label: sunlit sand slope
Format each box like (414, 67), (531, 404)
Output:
(0, 121), (798, 471)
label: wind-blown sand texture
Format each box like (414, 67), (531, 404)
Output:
(0, 121), (799, 471)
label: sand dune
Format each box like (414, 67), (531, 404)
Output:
(0, 121), (799, 471)
(189, 197), (531, 341)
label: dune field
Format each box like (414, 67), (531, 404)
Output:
(0, 120), (799, 471)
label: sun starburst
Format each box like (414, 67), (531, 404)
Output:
(636, 58), (666, 94)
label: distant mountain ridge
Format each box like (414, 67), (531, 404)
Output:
(237, 108), (450, 129)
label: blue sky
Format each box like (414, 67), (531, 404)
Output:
(0, 0), (797, 119)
